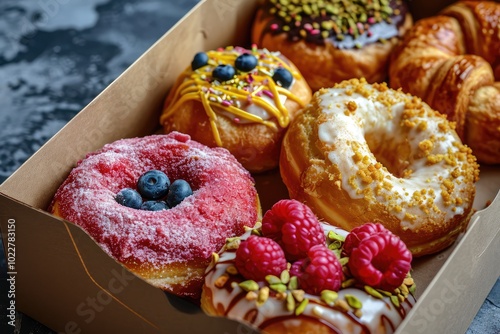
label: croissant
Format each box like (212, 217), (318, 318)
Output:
(389, 1), (500, 164)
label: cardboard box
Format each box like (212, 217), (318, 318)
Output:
(1, 0), (499, 333)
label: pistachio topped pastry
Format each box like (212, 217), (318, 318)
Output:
(201, 200), (416, 334)
(251, 0), (413, 90)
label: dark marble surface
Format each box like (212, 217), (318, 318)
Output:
(0, 0), (499, 333)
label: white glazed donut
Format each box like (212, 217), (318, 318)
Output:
(201, 221), (416, 334)
(280, 78), (479, 256)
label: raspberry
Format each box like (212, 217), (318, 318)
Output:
(235, 235), (287, 281)
(262, 199), (325, 261)
(343, 223), (390, 256)
(290, 245), (343, 295)
(348, 232), (412, 291)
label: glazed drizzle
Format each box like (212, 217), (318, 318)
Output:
(160, 46), (306, 146)
(259, 0), (408, 48)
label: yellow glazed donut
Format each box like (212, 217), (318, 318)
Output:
(160, 46), (311, 173)
(280, 78), (480, 257)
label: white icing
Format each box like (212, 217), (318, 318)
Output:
(316, 85), (470, 230)
(245, 93), (288, 121)
(217, 93), (290, 123)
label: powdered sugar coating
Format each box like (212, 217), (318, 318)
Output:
(50, 132), (259, 271)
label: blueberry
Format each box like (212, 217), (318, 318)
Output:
(235, 53), (258, 72)
(137, 170), (170, 200)
(272, 68), (293, 88)
(166, 179), (193, 208)
(141, 200), (169, 211)
(212, 65), (235, 82)
(191, 52), (209, 70)
(115, 188), (142, 209)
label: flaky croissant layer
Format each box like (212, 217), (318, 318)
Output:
(389, 1), (500, 164)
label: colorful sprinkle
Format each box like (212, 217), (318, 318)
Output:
(263, 90), (274, 98)
(261, 0), (406, 46)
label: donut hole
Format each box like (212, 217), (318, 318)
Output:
(365, 133), (412, 179)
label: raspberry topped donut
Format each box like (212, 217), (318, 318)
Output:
(202, 200), (416, 334)
(160, 45), (312, 173)
(280, 78), (480, 257)
(49, 132), (261, 299)
(251, 0), (413, 91)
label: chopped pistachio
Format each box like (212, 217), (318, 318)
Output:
(280, 270), (290, 284)
(265, 275), (282, 285)
(286, 292), (296, 312)
(292, 289), (305, 302)
(404, 277), (415, 286)
(328, 240), (343, 250)
(225, 237), (241, 250)
(376, 289), (393, 297)
(215, 274), (229, 288)
(345, 294), (362, 309)
(276, 292), (287, 300)
(328, 230), (346, 242)
(288, 276), (299, 290)
(239, 280), (259, 292)
(225, 237), (240, 244)
(270, 283), (287, 293)
(251, 229), (261, 236)
(321, 290), (339, 305)
(335, 299), (350, 312)
(245, 291), (258, 301)
(295, 299), (309, 315)
(400, 284), (409, 296)
(364, 286), (384, 299)
(341, 278), (356, 288)
(211, 252), (219, 264)
(226, 265), (238, 275)
(257, 287), (270, 306)
(331, 248), (342, 258)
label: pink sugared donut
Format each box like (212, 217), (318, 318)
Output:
(50, 132), (261, 299)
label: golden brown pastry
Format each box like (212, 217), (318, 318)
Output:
(389, 1), (500, 164)
(280, 79), (479, 257)
(160, 46), (312, 173)
(467, 83), (500, 162)
(251, 0), (413, 91)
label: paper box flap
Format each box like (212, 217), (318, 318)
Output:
(397, 190), (500, 333)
